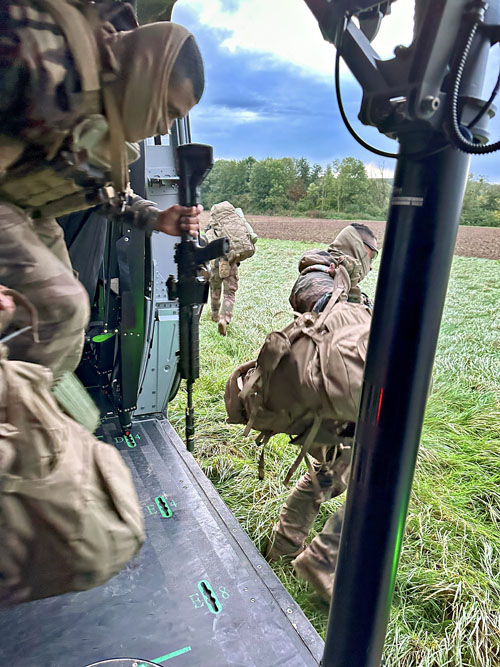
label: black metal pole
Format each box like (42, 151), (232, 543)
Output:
(322, 136), (470, 666)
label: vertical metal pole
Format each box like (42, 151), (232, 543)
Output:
(322, 137), (470, 666)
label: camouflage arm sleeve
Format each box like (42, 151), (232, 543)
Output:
(127, 193), (160, 233)
(0, 8), (29, 131)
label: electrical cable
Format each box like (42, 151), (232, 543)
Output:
(447, 5), (500, 154)
(334, 25), (450, 160)
(334, 49), (399, 159)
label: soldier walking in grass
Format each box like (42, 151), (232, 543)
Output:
(205, 201), (257, 336)
(266, 223), (378, 603)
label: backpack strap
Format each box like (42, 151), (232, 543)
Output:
(37, 0), (129, 195)
(314, 264), (351, 329)
(37, 0), (101, 115)
(283, 415), (322, 490)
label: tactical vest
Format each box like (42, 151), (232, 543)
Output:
(0, 0), (136, 219)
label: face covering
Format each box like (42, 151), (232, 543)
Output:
(104, 22), (204, 142)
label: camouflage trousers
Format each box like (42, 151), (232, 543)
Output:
(269, 443), (352, 602)
(0, 203), (90, 378)
(209, 261), (239, 324)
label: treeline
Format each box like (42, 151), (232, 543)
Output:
(201, 156), (500, 227)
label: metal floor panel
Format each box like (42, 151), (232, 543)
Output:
(0, 417), (323, 667)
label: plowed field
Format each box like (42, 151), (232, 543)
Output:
(201, 212), (500, 259)
(245, 216), (500, 260)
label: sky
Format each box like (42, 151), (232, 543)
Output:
(172, 0), (500, 181)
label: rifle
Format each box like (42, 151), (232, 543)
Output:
(167, 144), (229, 451)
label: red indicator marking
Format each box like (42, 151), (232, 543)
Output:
(376, 388), (384, 423)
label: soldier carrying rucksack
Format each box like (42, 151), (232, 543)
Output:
(205, 201), (257, 335)
(225, 223), (378, 603)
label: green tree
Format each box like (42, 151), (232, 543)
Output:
(310, 163), (323, 183)
(460, 173), (500, 227)
(318, 164), (337, 211)
(294, 158), (311, 187)
(336, 157), (370, 213)
(249, 158), (296, 212)
(201, 158), (255, 209)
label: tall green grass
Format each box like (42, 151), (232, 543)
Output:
(169, 240), (500, 666)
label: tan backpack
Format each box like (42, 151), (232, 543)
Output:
(205, 202), (256, 265)
(0, 345), (144, 603)
(225, 265), (371, 464)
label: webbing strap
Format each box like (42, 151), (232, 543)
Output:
(284, 415), (322, 486)
(38, 0), (129, 194)
(304, 453), (323, 500)
(102, 85), (130, 197)
(37, 0), (100, 97)
(315, 265), (351, 329)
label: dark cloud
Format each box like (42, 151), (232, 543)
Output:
(175, 5), (500, 179)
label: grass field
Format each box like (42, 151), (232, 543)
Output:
(170, 239), (500, 667)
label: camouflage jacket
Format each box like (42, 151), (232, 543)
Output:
(0, 1), (83, 148)
(0, 1), (159, 230)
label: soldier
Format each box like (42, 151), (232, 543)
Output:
(0, 0), (204, 377)
(207, 203), (257, 336)
(267, 223), (378, 603)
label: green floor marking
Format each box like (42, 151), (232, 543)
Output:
(125, 434), (138, 448)
(198, 579), (222, 614)
(138, 645), (192, 666)
(155, 495), (173, 518)
(155, 646), (192, 662)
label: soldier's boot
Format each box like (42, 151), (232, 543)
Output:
(218, 320), (227, 336)
(266, 472), (322, 561)
(291, 504), (345, 604)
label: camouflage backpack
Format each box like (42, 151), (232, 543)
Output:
(205, 202), (256, 267)
(225, 265), (371, 468)
(0, 295), (144, 603)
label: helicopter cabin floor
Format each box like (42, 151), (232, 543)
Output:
(0, 416), (323, 667)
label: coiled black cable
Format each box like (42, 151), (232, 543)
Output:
(446, 4), (500, 154)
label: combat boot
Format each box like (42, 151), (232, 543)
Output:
(292, 548), (334, 604)
(218, 320), (227, 336)
(291, 504), (345, 603)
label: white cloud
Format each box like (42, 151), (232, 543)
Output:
(366, 162), (395, 180)
(179, 0), (415, 78)
(195, 105), (263, 124)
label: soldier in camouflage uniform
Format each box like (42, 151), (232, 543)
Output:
(209, 259), (240, 336)
(267, 223), (378, 603)
(0, 0), (204, 377)
(208, 205), (256, 336)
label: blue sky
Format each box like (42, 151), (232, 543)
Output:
(173, 0), (500, 181)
